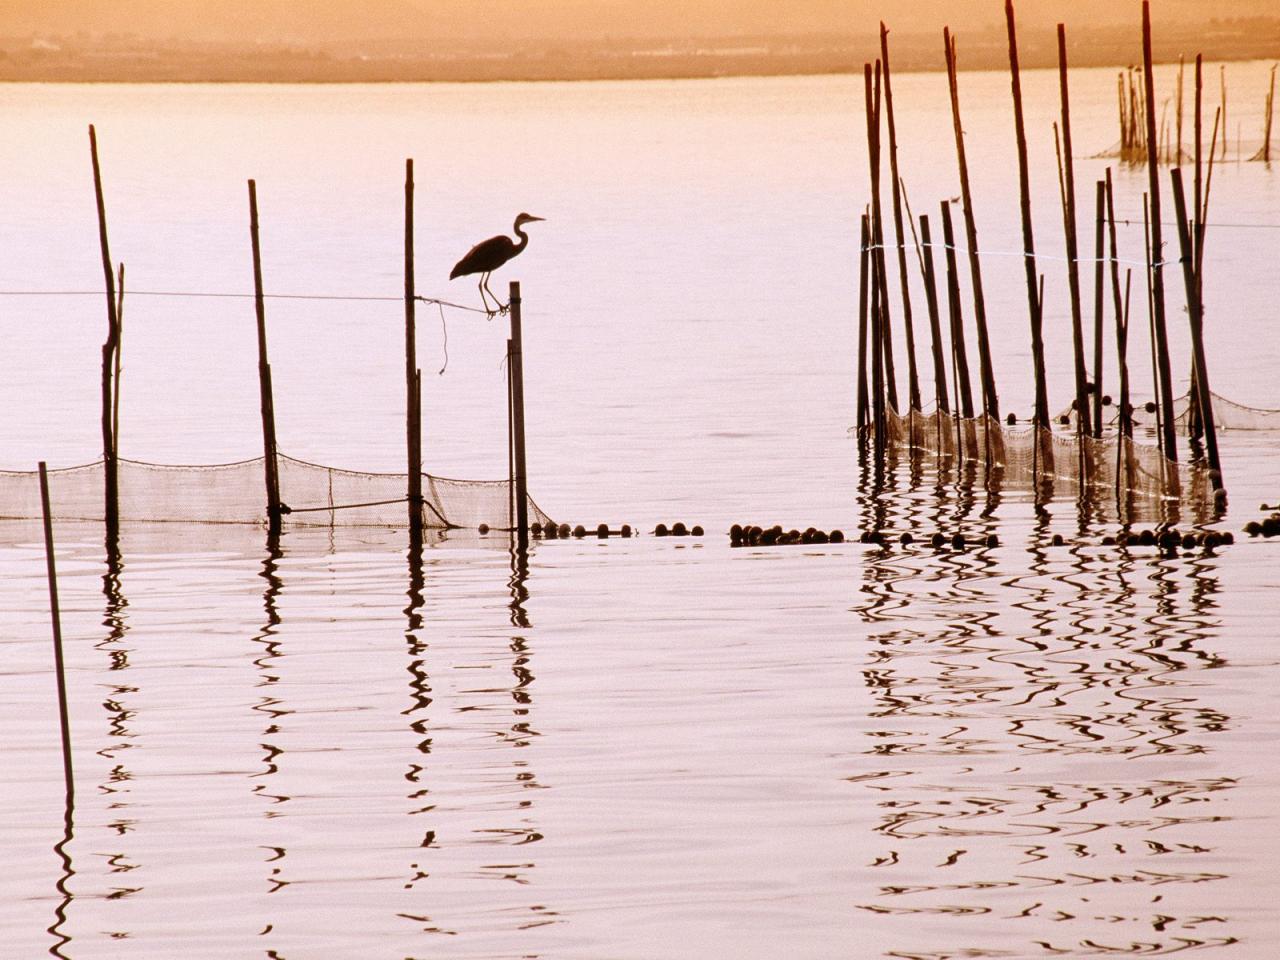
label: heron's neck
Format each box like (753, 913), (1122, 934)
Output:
(512, 222), (530, 250)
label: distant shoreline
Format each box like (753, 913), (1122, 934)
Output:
(3, 22), (1277, 85)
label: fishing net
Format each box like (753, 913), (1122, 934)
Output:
(0, 453), (554, 530)
(1055, 391), (1280, 433)
(873, 406), (1217, 518)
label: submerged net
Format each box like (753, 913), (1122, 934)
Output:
(1057, 391), (1280, 433)
(0, 453), (554, 529)
(873, 406), (1217, 518)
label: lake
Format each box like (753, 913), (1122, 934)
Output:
(2, 63), (1279, 958)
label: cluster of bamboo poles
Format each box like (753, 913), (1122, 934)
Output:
(855, 1), (1224, 507)
(83, 134), (531, 549)
(1119, 58), (1276, 166)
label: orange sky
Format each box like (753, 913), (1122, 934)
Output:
(2, 0), (1274, 43)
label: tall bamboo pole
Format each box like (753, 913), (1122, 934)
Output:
(863, 62), (898, 411)
(940, 202), (974, 421)
(112, 263), (124, 457)
(1170, 170), (1222, 489)
(1091, 181), (1106, 438)
(404, 159), (423, 536)
(1105, 172), (1130, 439)
(508, 282), (529, 548)
(248, 180), (282, 534)
(880, 23), (920, 412)
(943, 29), (998, 421)
(1057, 24), (1091, 440)
(39, 462), (75, 807)
(1142, 1), (1179, 461)
(1006, 1), (1049, 431)
(89, 125), (119, 537)
(856, 213), (871, 445)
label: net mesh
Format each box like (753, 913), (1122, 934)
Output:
(0, 453), (554, 529)
(1058, 391), (1280, 433)
(873, 407), (1216, 517)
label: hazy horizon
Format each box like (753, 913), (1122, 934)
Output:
(3, 0), (1277, 44)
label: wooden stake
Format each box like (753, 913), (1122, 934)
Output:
(1170, 170), (1222, 488)
(39, 462), (75, 808)
(940, 202), (974, 421)
(1006, 1), (1049, 429)
(1220, 65), (1229, 161)
(1105, 170), (1126, 435)
(1176, 55), (1185, 164)
(880, 23), (921, 412)
(508, 282), (529, 548)
(870, 220), (886, 472)
(856, 213), (871, 444)
(1090, 181), (1106, 438)
(1056, 25), (1091, 441)
(864, 62), (898, 412)
(1263, 64), (1276, 163)
(1141, 192), (1165, 459)
(404, 159), (423, 535)
(248, 180), (282, 533)
(1142, 2), (1179, 461)
(506, 337), (515, 534)
(89, 125), (119, 538)
(112, 263), (124, 457)
(943, 29), (998, 421)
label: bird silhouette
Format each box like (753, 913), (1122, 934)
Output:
(449, 213), (545, 314)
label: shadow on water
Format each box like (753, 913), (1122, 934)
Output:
(849, 454), (1239, 957)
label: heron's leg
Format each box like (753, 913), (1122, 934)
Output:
(483, 273), (505, 313)
(477, 274), (495, 315)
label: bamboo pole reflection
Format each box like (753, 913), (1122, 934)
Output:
(96, 533), (141, 917)
(251, 529), (292, 951)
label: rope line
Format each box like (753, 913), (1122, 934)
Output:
(284, 495), (410, 513)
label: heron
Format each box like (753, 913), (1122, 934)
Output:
(449, 213), (545, 314)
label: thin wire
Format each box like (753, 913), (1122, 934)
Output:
(869, 240), (1177, 269)
(436, 301), (449, 375)
(0, 288), (491, 313)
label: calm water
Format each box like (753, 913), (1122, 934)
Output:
(2, 63), (1280, 958)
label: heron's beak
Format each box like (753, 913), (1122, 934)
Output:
(527, 215), (546, 222)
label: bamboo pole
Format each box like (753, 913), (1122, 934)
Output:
(879, 23), (920, 413)
(1142, 1), (1179, 461)
(870, 220), (887, 473)
(404, 159), (423, 536)
(940, 202), (974, 422)
(1220, 65), (1228, 161)
(1091, 181), (1106, 438)
(112, 263), (124, 457)
(89, 125), (120, 538)
(1056, 25), (1091, 441)
(1006, 1), (1049, 431)
(39, 462), (75, 808)
(248, 180), (282, 533)
(863, 62), (898, 412)
(508, 281), (529, 548)
(1170, 170), (1222, 489)
(1142, 192), (1166, 460)
(1176, 55), (1185, 164)
(943, 28), (998, 421)
(507, 336), (515, 534)
(1105, 171), (1136, 440)
(1263, 64), (1276, 163)
(918, 214), (949, 417)
(856, 213), (871, 445)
